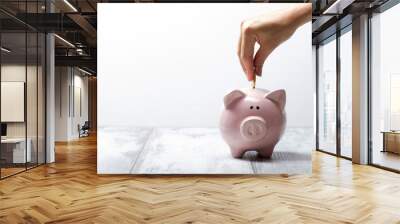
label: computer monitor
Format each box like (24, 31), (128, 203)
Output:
(1, 123), (7, 137)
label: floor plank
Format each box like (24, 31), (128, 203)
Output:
(132, 128), (254, 174)
(249, 127), (313, 174)
(0, 134), (400, 223)
(373, 150), (400, 171)
(97, 127), (153, 174)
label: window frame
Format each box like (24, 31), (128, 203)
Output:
(315, 24), (352, 161)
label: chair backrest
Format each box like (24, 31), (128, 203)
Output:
(82, 121), (90, 129)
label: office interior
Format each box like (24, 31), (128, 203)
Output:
(313, 0), (400, 172)
(0, 0), (96, 179)
(0, 0), (400, 222)
(0, 0), (398, 176)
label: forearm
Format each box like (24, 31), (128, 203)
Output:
(283, 3), (312, 31)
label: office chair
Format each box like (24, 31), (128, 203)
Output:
(79, 121), (90, 138)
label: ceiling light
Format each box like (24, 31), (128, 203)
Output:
(78, 67), (93, 76)
(323, 0), (355, 15)
(76, 48), (85, 55)
(63, 0), (78, 12)
(1, 47), (11, 53)
(54, 34), (75, 48)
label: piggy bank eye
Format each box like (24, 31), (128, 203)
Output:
(250, 106), (253, 109)
(256, 106), (260, 110)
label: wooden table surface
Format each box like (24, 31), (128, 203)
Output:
(98, 127), (313, 174)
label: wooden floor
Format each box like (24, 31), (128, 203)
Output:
(373, 151), (400, 171)
(1, 167), (26, 178)
(1, 135), (400, 223)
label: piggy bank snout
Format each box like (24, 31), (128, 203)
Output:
(240, 116), (267, 141)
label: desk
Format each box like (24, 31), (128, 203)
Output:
(1, 138), (31, 163)
(382, 131), (400, 154)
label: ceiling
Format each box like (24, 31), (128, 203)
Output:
(312, 0), (395, 44)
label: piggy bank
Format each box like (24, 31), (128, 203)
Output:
(219, 88), (286, 158)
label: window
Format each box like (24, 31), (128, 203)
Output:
(317, 36), (337, 154)
(340, 28), (352, 158)
(370, 3), (400, 171)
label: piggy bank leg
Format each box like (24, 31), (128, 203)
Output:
(230, 148), (246, 158)
(257, 145), (275, 158)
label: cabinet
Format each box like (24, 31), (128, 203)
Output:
(382, 131), (400, 154)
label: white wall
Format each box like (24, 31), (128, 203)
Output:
(1, 65), (40, 138)
(72, 73), (89, 137)
(98, 3), (313, 128)
(1, 66), (26, 126)
(55, 67), (69, 141)
(55, 67), (89, 141)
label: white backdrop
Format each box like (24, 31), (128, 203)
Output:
(98, 3), (313, 128)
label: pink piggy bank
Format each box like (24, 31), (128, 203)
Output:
(219, 88), (286, 158)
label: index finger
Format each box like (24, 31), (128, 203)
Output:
(240, 27), (256, 81)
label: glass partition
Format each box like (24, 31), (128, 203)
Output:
(27, 30), (38, 169)
(317, 36), (337, 154)
(0, 1), (46, 179)
(0, 31), (28, 177)
(38, 32), (45, 165)
(26, 0), (45, 169)
(340, 28), (352, 158)
(370, 4), (400, 171)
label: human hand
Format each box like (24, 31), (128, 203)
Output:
(237, 4), (311, 81)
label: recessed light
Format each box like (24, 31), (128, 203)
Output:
(54, 34), (75, 48)
(323, 0), (354, 15)
(1, 47), (11, 53)
(78, 67), (93, 76)
(63, 0), (78, 12)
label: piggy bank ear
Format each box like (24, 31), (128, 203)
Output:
(224, 90), (245, 109)
(265, 89), (286, 111)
